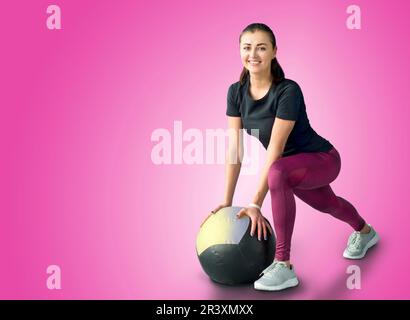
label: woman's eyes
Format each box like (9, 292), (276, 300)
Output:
(243, 47), (266, 51)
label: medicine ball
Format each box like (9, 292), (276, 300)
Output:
(196, 206), (276, 285)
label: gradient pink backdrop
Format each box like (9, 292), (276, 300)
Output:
(1, 0), (409, 299)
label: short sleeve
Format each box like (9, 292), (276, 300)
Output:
(276, 83), (302, 121)
(226, 84), (241, 117)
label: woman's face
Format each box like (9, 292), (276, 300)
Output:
(240, 30), (277, 75)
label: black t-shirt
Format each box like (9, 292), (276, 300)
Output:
(226, 75), (333, 157)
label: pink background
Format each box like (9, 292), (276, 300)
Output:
(1, 0), (409, 299)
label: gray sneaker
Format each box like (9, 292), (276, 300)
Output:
(343, 224), (379, 259)
(254, 261), (299, 291)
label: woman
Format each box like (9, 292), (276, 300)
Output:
(201, 23), (379, 292)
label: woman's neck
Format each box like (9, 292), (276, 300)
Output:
(249, 72), (273, 89)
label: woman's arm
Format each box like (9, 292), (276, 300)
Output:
(223, 116), (244, 205)
(252, 118), (296, 207)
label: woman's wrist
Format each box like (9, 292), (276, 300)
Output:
(248, 203), (262, 211)
(251, 198), (263, 208)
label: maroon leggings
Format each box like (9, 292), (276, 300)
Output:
(268, 147), (366, 261)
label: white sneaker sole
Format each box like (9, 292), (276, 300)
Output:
(254, 277), (299, 291)
(343, 232), (380, 259)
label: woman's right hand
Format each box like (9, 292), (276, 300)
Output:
(200, 202), (232, 228)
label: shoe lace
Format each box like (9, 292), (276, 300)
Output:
(348, 231), (362, 250)
(261, 261), (286, 277)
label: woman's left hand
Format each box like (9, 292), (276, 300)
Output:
(236, 206), (273, 241)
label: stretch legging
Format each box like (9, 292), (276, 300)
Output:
(268, 146), (366, 261)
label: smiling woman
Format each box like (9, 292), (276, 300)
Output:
(201, 22), (379, 292)
(241, 38), (276, 82)
(239, 25), (283, 88)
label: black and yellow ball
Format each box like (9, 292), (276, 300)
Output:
(196, 206), (276, 285)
